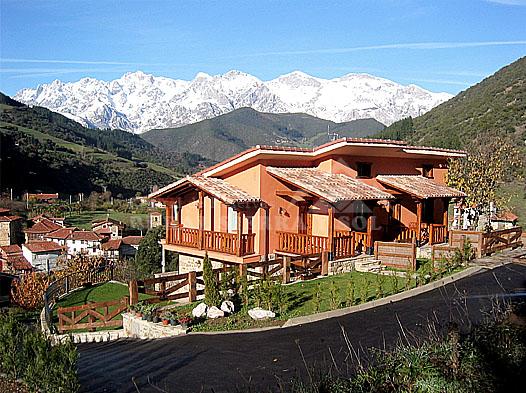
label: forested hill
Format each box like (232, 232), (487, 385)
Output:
(142, 107), (385, 162)
(376, 56), (526, 149)
(0, 93), (209, 197)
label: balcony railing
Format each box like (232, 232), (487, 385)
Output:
(395, 223), (447, 245)
(167, 226), (255, 256)
(277, 231), (370, 258)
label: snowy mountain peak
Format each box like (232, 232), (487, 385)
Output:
(14, 70), (453, 133)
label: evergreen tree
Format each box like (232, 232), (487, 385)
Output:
(203, 253), (221, 307)
(134, 226), (165, 276)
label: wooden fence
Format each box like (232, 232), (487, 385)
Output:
(57, 296), (129, 333)
(42, 265), (135, 334)
(431, 244), (457, 270)
(449, 227), (523, 258)
(374, 241), (416, 270)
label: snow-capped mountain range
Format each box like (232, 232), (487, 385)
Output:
(14, 70), (452, 134)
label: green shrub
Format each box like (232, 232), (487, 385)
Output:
(0, 313), (79, 392)
(203, 253), (221, 307)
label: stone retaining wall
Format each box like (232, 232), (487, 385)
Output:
(122, 313), (186, 339)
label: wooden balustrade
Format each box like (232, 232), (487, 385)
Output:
(167, 226), (255, 256)
(277, 231), (328, 255)
(278, 231), (368, 258)
(396, 226), (416, 243)
(429, 224), (448, 245)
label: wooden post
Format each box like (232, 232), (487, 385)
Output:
(328, 206), (334, 259)
(282, 257), (290, 283)
(239, 263), (247, 281)
(210, 197), (215, 232)
(128, 280), (138, 305)
(443, 198), (450, 241)
(198, 191), (204, 249)
(237, 209), (244, 256)
(429, 224), (435, 245)
(188, 271), (197, 302)
(366, 212), (374, 255)
(321, 251), (329, 276)
(416, 200), (423, 245)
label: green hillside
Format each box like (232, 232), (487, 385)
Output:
(142, 107), (384, 162)
(378, 56), (526, 149)
(377, 56), (526, 220)
(0, 94), (200, 197)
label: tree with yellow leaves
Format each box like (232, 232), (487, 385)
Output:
(447, 137), (524, 211)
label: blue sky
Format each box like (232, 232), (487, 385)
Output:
(1, 0), (525, 96)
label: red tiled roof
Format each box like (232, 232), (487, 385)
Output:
(102, 239), (122, 251)
(0, 208), (11, 215)
(27, 193), (59, 200)
(9, 255), (33, 271)
(23, 241), (64, 253)
(94, 227), (112, 235)
(189, 138), (467, 178)
(267, 167), (394, 203)
(24, 218), (62, 233)
(46, 227), (76, 239)
(0, 244), (22, 255)
(122, 236), (143, 246)
(377, 175), (467, 199)
(67, 231), (102, 241)
(92, 217), (125, 228)
(0, 215), (22, 222)
(31, 213), (65, 222)
(150, 175), (261, 205)
(491, 211), (518, 222)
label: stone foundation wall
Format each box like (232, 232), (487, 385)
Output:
(122, 313), (186, 339)
(328, 258), (356, 275)
(178, 254), (223, 274)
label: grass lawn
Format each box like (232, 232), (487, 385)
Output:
(165, 259), (466, 333)
(53, 282), (151, 332)
(64, 210), (149, 230)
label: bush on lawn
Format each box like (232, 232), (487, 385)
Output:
(0, 312), (79, 392)
(203, 253), (221, 307)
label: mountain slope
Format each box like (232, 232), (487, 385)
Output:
(141, 108), (385, 162)
(0, 93), (209, 196)
(14, 70), (451, 133)
(377, 56), (526, 148)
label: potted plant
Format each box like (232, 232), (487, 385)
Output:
(178, 315), (192, 329)
(145, 304), (154, 322)
(161, 311), (171, 326)
(128, 304), (136, 316)
(169, 313), (177, 326)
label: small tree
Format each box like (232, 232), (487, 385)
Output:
(346, 281), (355, 307)
(134, 226), (165, 276)
(329, 280), (339, 310)
(203, 253), (220, 307)
(314, 283), (322, 312)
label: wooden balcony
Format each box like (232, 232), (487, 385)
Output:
(277, 231), (370, 258)
(167, 226), (255, 256)
(395, 223), (448, 245)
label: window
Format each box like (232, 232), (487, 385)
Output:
(172, 204), (179, 224)
(356, 162), (372, 178)
(422, 164), (434, 178)
(227, 206), (237, 233)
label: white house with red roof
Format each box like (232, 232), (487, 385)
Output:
(22, 241), (64, 273)
(92, 217), (125, 239)
(65, 230), (104, 257)
(0, 244), (33, 274)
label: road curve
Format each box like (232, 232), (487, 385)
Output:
(77, 263), (526, 393)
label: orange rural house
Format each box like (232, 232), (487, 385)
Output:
(149, 138), (466, 273)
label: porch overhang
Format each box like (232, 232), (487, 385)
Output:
(377, 175), (466, 199)
(148, 175), (261, 207)
(267, 166), (394, 203)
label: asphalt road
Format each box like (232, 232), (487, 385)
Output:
(77, 263), (526, 393)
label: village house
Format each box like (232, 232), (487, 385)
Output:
(44, 227), (77, 246)
(101, 235), (143, 261)
(92, 217), (125, 239)
(65, 231), (104, 257)
(25, 193), (59, 203)
(22, 241), (64, 273)
(24, 216), (63, 242)
(149, 211), (163, 229)
(30, 213), (65, 227)
(0, 208), (24, 246)
(0, 244), (33, 274)
(149, 138), (467, 273)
